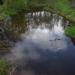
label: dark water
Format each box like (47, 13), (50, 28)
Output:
(5, 11), (75, 75)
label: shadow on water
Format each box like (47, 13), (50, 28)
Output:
(4, 11), (75, 75)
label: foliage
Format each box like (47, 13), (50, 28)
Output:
(1, 0), (74, 24)
(65, 26), (75, 37)
(5, 0), (27, 15)
(0, 59), (10, 75)
(53, 0), (75, 21)
(0, 0), (75, 22)
(0, 0), (28, 20)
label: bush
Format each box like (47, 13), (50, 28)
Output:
(0, 59), (10, 75)
(65, 26), (75, 38)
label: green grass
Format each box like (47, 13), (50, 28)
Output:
(65, 26), (75, 38)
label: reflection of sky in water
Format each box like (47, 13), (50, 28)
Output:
(23, 27), (67, 50)
(6, 12), (75, 75)
(21, 16), (73, 51)
(12, 23), (75, 75)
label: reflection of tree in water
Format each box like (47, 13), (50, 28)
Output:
(0, 27), (8, 40)
(0, 28), (4, 39)
(5, 11), (75, 75)
(5, 12), (27, 42)
(26, 11), (55, 29)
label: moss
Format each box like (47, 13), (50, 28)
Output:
(65, 26), (75, 38)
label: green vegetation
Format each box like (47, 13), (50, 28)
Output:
(0, 0), (75, 22)
(0, 0), (75, 39)
(65, 26), (75, 38)
(52, 0), (75, 22)
(0, 59), (10, 75)
(0, 0), (27, 20)
(0, 0), (75, 75)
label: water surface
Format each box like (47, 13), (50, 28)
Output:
(5, 11), (75, 75)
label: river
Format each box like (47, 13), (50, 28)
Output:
(3, 11), (75, 75)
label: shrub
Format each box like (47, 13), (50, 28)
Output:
(0, 59), (10, 75)
(65, 26), (75, 38)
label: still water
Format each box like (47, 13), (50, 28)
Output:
(5, 11), (75, 75)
